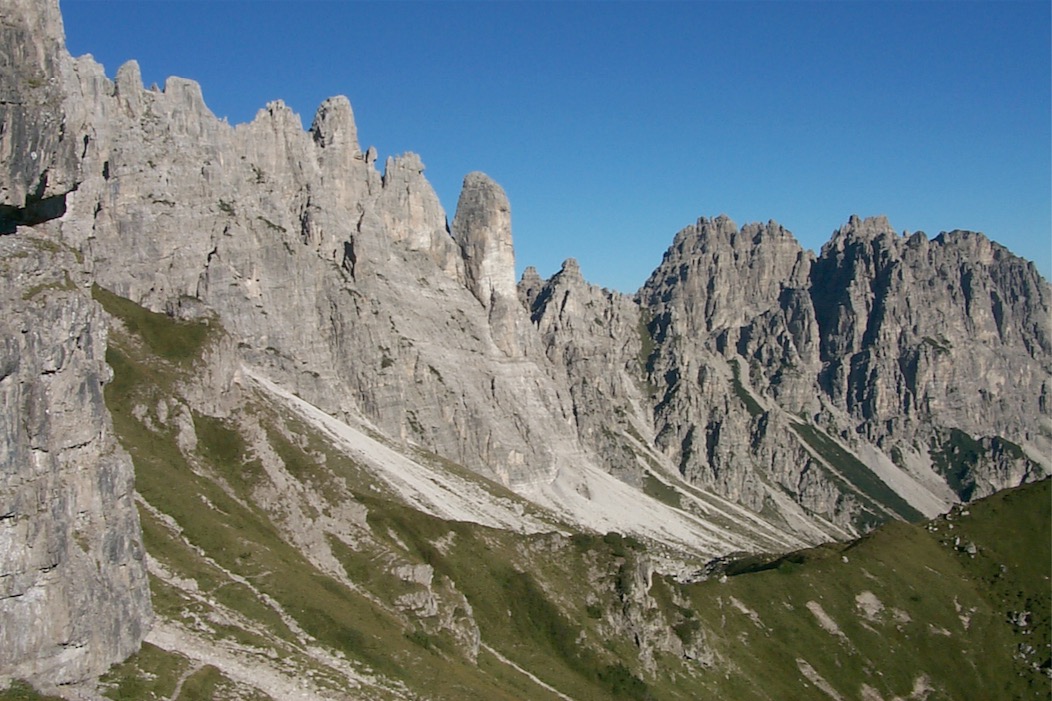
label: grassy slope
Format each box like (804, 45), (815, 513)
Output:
(90, 286), (669, 700)
(7, 287), (1044, 701)
(671, 478), (1051, 699)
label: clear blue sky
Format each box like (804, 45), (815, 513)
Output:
(61, 0), (1051, 292)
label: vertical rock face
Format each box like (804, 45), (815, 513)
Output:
(26, 29), (582, 491)
(807, 218), (1051, 498)
(524, 259), (655, 483)
(0, 234), (151, 686)
(451, 172), (517, 307)
(451, 171), (535, 357)
(0, 0), (80, 227)
(0, 0), (152, 687)
(811, 217), (1050, 445)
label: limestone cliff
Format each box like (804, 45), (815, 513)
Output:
(636, 214), (1050, 528)
(0, 0), (151, 689)
(0, 0), (79, 226)
(0, 233), (151, 687)
(523, 258), (656, 485)
(10, 0), (1050, 534)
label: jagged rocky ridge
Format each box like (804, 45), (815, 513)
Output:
(1, 0), (1050, 693)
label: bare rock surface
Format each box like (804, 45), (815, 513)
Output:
(1, 0), (152, 688)
(0, 233), (151, 687)
(0, 0), (80, 222)
(636, 214), (1050, 528)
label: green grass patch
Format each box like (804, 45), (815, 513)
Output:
(100, 642), (191, 701)
(0, 682), (66, 701)
(730, 359), (764, 418)
(676, 480), (1050, 699)
(928, 428), (1030, 502)
(21, 272), (75, 301)
(791, 420), (923, 523)
(930, 428), (985, 500)
(643, 472), (682, 509)
(93, 284), (213, 364)
(192, 411), (265, 492)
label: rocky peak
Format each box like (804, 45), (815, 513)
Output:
(642, 216), (811, 338)
(839, 214), (895, 237)
(554, 257), (584, 283)
(517, 265), (544, 311)
(451, 171), (517, 308)
(309, 95), (360, 153)
(370, 152), (462, 278)
(111, 60), (146, 118)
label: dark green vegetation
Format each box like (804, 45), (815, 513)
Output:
(92, 284), (213, 364)
(930, 427), (1029, 502)
(84, 287), (1050, 700)
(729, 359), (764, 418)
(791, 420), (925, 525)
(676, 478), (1051, 699)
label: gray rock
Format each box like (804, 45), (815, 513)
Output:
(451, 171), (518, 308)
(0, 0), (80, 227)
(635, 213), (1050, 529)
(0, 233), (151, 686)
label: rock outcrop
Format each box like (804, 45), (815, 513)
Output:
(0, 233), (151, 687)
(452, 172), (517, 307)
(0, 0), (80, 228)
(1, 0), (152, 688)
(634, 214), (1049, 528)
(524, 258), (656, 484)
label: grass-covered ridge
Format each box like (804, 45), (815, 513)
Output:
(675, 478), (1051, 699)
(83, 287), (1051, 700)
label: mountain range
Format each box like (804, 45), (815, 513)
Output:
(1, 1), (1049, 699)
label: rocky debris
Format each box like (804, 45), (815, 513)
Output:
(0, 233), (151, 687)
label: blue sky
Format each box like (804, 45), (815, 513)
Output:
(61, 1), (1050, 292)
